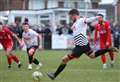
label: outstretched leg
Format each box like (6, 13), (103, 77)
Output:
(47, 53), (77, 80)
(88, 47), (117, 59)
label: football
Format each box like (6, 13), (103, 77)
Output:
(32, 71), (43, 81)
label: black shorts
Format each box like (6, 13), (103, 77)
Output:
(27, 45), (38, 53)
(71, 43), (93, 57)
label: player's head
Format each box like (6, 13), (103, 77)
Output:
(69, 9), (79, 22)
(22, 22), (29, 32)
(97, 14), (104, 22)
(0, 22), (3, 31)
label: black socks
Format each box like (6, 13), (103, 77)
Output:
(28, 56), (39, 65)
(95, 48), (110, 57)
(33, 58), (39, 65)
(28, 56), (33, 64)
(54, 64), (66, 77)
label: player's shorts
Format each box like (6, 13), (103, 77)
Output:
(68, 43), (93, 59)
(2, 40), (13, 52)
(100, 41), (112, 48)
(27, 45), (38, 54)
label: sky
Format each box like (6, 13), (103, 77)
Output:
(100, 0), (114, 4)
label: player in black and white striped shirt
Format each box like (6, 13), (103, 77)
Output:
(47, 9), (117, 80)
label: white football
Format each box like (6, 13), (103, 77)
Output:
(32, 71), (43, 81)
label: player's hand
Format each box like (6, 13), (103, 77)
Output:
(19, 41), (24, 50)
(106, 42), (110, 48)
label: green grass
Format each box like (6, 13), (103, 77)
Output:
(0, 50), (120, 82)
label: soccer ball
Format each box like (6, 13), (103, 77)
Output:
(32, 71), (43, 81)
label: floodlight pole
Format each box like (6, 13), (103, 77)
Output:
(113, 0), (118, 23)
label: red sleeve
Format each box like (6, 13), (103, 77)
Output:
(3, 26), (14, 37)
(94, 24), (98, 46)
(105, 21), (112, 46)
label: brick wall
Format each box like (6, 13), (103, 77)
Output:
(0, 0), (28, 11)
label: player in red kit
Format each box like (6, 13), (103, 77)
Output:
(0, 22), (22, 69)
(94, 14), (115, 69)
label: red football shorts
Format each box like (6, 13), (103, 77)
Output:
(2, 40), (13, 52)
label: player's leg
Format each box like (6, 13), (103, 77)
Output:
(2, 43), (12, 68)
(88, 47), (117, 59)
(32, 47), (42, 70)
(47, 54), (75, 80)
(101, 55), (107, 69)
(9, 41), (21, 68)
(47, 46), (82, 80)
(27, 47), (42, 70)
(5, 48), (21, 68)
(10, 53), (22, 68)
(27, 47), (34, 70)
(4, 41), (21, 68)
(6, 54), (13, 68)
(108, 43), (115, 67)
(100, 42), (107, 69)
(109, 51), (115, 67)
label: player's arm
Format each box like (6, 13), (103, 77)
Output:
(32, 30), (42, 49)
(37, 34), (42, 49)
(85, 16), (98, 24)
(12, 33), (22, 44)
(85, 16), (101, 25)
(5, 27), (22, 44)
(94, 25), (98, 48)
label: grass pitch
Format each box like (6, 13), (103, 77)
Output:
(0, 50), (120, 82)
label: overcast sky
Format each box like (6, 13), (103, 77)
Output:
(100, 0), (114, 4)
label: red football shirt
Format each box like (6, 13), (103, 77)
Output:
(94, 21), (112, 46)
(0, 26), (13, 44)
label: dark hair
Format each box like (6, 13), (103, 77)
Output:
(22, 22), (29, 26)
(24, 18), (29, 22)
(69, 9), (79, 15)
(0, 22), (3, 25)
(97, 14), (104, 18)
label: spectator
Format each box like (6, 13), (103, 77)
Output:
(10, 23), (22, 50)
(44, 24), (52, 35)
(24, 18), (29, 24)
(112, 23), (120, 49)
(56, 26), (62, 35)
(44, 24), (52, 49)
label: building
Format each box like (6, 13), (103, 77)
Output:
(0, 0), (92, 10)
(29, 0), (92, 9)
(0, 0), (29, 10)
(91, 0), (101, 8)
(98, 4), (115, 21)
(0, 0), (105, 28)
(91, 0), (120, 23)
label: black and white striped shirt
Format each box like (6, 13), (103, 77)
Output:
(74, 33), (88, 46)
(71, 17), (97, 46)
